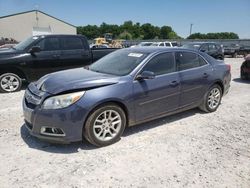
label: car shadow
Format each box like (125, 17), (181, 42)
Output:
(20, 125), (96, 153)
(20, 108), (202, 154)
(233, 78), (250, 84)
(123, 108), (202, 136)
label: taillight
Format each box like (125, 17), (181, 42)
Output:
(226, 64), (231, 72)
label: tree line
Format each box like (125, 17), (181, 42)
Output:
(77, 21), (180, 40)
(77, 21), (240, 40)
(187, 32), (239, 39)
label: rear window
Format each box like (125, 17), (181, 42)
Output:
(61, 37), (84, 50)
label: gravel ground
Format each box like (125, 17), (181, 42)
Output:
(0, 58), (249, 188)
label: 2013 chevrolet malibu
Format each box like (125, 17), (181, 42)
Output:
(23, 47), (231, 147)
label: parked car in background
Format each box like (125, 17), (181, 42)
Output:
(151, 41), (178, 47)
(23, 47), (231, 146)
(90, 44), (109, 49)
(224, 44), (240, 58)
(130, 42), (153, 48)
(241, 54), (250, 80)
(239, 45), (250, 57)
(0, 34), (117, 93)
(182, 42), (224, 60)
(0, 43), (17, 49)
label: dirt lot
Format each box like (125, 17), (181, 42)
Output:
(0, 58), (249, 188)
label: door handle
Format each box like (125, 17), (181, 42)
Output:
(170, 81), (179, 87)
(203, 73), (209, 78)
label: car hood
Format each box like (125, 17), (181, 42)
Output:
(36, 68), (119, 95)
(0, 48), (20, 55)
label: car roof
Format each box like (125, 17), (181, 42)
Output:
(33, 34), (85, 38)
(187, 42), (218, 45)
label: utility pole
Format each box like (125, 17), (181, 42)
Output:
(189, 23), (193, 36)
(35, 5), (39, 27)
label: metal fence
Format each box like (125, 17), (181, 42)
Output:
(121, 39), (250, 47)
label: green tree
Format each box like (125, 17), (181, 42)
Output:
(118, 31), (132, 40)
(187, 32), (239, 39)
(160, 26), (173, 39)
(77, 21), (181, 40)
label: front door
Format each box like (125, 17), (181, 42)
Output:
(29, 36), (62, 80)
(133, 52), (180, 122)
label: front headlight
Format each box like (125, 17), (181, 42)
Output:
(42, 91), (85, 109)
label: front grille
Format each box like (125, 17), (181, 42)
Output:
(25, 99), (37, 109)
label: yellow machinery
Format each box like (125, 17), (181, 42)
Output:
(93, 33), (124, 48)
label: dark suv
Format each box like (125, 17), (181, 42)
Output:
(183, 42), (224, 60)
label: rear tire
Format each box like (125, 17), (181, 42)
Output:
(0, 73), (22, 93)
(199, 84), (222, 113)
(83, 104), (126, 147)
(241, 69), (247, 80)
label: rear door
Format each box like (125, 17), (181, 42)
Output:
(175, 51), (213, 107)
(59, 36), (92, 69)
(133, 52), (180, 122)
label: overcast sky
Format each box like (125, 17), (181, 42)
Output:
(0, 0), (250, 38)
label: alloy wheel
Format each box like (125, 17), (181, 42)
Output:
(93, 110), (122, 141)
(0, 74), (20, 92)
(207, 88), (221, 110)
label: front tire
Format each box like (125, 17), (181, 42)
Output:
(199, 84), (222, 113)
(0, 73), (22, 93)
(84, 104), (126, 147)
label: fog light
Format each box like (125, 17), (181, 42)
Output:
(40, 126), (65, 137)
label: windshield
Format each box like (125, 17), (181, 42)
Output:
(89, 49), (148, 76)
(182, 44), (201, 50)
(14, 36), (39, 50)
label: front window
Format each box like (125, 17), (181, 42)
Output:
(14, 36), (39, 50)
(142, 52), (175, 75)
(36, 37), (60, 51)
(89, 49), (148, 76)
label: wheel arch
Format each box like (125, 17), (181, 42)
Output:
(212, 80), (224, 95)
(0, 67), (27, 80)
(84, 99), (130, 129)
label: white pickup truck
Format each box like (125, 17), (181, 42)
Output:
(151, 41), (178, 47)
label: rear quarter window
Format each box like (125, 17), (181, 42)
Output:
(176, 52), (202, 71)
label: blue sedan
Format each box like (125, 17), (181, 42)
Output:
(23, 47), (231, 146)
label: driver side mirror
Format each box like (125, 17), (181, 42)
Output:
(29, 46), (41, 54)
(136, 71), (155, 80)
